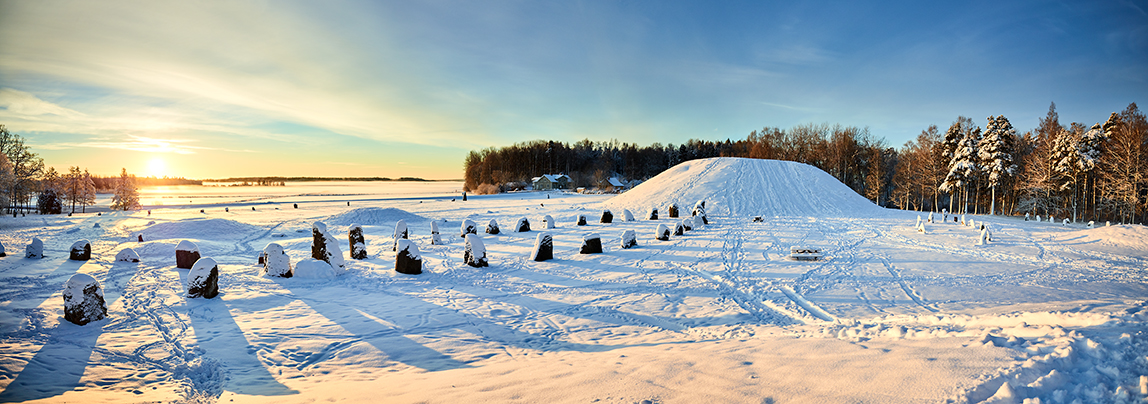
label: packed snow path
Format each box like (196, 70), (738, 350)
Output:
(1, 175), (1146, 402)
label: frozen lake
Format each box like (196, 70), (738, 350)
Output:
(105, 181), (466, 208)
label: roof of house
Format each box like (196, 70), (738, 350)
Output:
(607, 177), (625, 187)
(531, 174), (570, 183)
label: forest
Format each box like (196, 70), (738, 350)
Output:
(464, 102), (1147, 224)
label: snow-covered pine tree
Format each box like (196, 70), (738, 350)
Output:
(1050, 128), (1081, 222)
(940, 125), (980, 214)
(111, 168), (140, 211)
(79, 169), (96, 213)
(977, 115), (1017, 215)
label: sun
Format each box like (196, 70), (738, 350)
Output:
(146, 157), (167, 178)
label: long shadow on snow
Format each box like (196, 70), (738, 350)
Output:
(0, 258), (136, 402)
(183, 269), (298, 397)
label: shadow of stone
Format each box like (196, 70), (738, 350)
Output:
(0, 320), (103, 402)
(185, 297), (299, 397)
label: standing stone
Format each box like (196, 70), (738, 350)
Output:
(431, 221), (444, 245)
(928, 212), (935, 223)
(186, 257), (220, 299)
(620, 230), (637, 249)
(543, 215), (556, 229)
(681, 218), (693, 232)
(257, 251), (266, 265)
(311, 221), (345, 271)
(175, 240), (200, 269)
(692, 200), (708, 224)
(26, 238), (44, 259)
(516, 217), (530, 232)
(668, 204), (679, 218)
(69, 240), (92, 261)
(530, 233), (553, 261)
(138, 234), (144, 242)
(462, 192), (467, 201)
(580, 233), (603, 254)
(0, 240), (6, 257)
(576, 214), (587, 226)
(753, 216), (764, 223)
(655, 224), (670, 241)
(393, 220), (409, 251)
(673, 222), (685, 236)
(349, 224), (367, 259)
(622, 209), (635, 221)
(1035, 215), (1041, 223)
(395, 239), (423, 275)
(463, 234), (488, 267)
(486, 219), (501, 235)
(1024, 213), (1030, 221)
(600, 210), (613, 224)
(460, 219), (478, 237)
(63, 273), (107, 325)
(115, 248), (141, 263)
(262, 243), (292, 277)
(647, 208), (658, 220)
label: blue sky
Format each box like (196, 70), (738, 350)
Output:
(1, 0), (1144, 179)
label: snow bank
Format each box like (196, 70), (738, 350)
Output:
(293, 258), (341, 279)
(606, 157), (881, 217)
(325, 207), (428, 227)
(1056, 224), (1148, 253)
(145, 218), (264, 241)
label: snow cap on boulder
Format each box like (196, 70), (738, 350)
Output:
(600, 210), (613, 224)
(575, 214), (587, 226)
(0, 240), (5, 257)
(646, 208), (658, 220)
(311, 221), (345, 271)
(464, 234), (488, 267)
(655, 224), (670, 241)
(395, 239), (423, 275)
(460, 219), (478, 237)
(115, 248), (140, 263)
(393, 220), (410, 251)
(26, 238), (44, 259)
(580, 233), (603, 254)
(543, 215), (556, 229)
(620, 230), (637, 249)
(622, 209), (634, 222)
(681, 218), (692, 232)
(69, 240), (91, 261)
(175, 240), (200, 269)
(530, 232), (553, 261)
(63, 273), (107, 325)
(516, 217), (530, 232)
(430, 221), (443, 245)
(349, 224), (367, 260)
(673, 222), (685, 236)
(262, 243), (292, 278)
(293, 258), (340, 279)
(186, 257), (220, 299)
(486, 219), (500, 235)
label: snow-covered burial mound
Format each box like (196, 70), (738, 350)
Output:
(606, 157), (881, 217)
(326, 207), (429, 227)
(145, 218), (264, 240)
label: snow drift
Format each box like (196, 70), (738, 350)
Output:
(144, 218), (264, 241)
(325, 207), (429, 227)
(606, 157), (881, 217)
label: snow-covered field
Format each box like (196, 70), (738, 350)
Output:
(1, 158), (1146, 403)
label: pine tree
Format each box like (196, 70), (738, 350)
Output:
(978, 115), (1017, 215)
(941, 126), (980, 214)
(111, 168), (140, 211)
(79, 169), (97, 213)
(1051, 128), (1082, 221)
(1077, 123), (1105, 220)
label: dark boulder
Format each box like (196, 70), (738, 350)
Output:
(348, 224), (367, 259)
(668, 204), (679, 218)
(70, 240), (91, 261)
(311, 222), (345, 270)
(175, 240), (200, 269)
(460, 219), (477, 237)
(600, 210), (613, 224)
(395, 239), (423, 275)
(647, 208), (658, 220)
(463, 234), (488, 267)
(516, 217), (530, 232)
(580, 233), (603, 254)
(262, 243), (292, 277)
(620, 230), (637, 249)
(530, 232), (553, 261)
(63, 273), (107, 325)
(576, 214), (587, 226)
(486, 219), (500, 235)
(655, 224), (670, 241)
(186, 257), (220, 299)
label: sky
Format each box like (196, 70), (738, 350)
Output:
(1, 0), (1145, 180)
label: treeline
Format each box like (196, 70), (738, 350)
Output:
(210, 176), (430, 183)
(464, 102), (1147, 224)
(91, 175), (200, 191)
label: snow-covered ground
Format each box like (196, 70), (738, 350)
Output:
(1, 158), (1145, 403)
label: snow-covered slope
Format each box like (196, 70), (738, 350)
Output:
(606, 157), (881, 217)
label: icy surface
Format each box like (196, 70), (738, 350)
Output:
(0, 163), (1145, 403)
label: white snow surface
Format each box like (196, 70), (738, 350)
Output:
(0, 169), (1146, 403)
(607, 157), (883, 217)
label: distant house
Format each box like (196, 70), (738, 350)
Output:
(531, 174), (570, 190)
(603, 177), (626, 192)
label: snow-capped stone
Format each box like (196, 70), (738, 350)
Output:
(1087, 220), (1094, 228)
(293, 258), (339, 279)
(692, 200), (707, 224)
(69, 240), (91, 261)
(1048, 216), (1054, 223)
(115, 248), (140, 263)
(1062, 218), (1070, 226)
(262, 243), (292, 278)
(464, 234), (488, 267)
(753, 216), (763, 223)
(175, 240), (200, 269)
(486, 219), (500, 235)
(969, 219), (975, 228)
(393, 220), (409, 251)
(543, 215), (556, 229)
(63, 273), (106, 325)
(961, 215), (967, 226)
(622, 209), (634, 221)
(917, 222), (927, 233)
(655, 224), (670, 241)
(430, 221), (443, 245)
(530, 232), (553, 261)
(349, 224), (367, 260)
(516, 217), (530, 232)
(395, 239), (422, 275)
(621, 230), (637, 249)
(928, 212), (934, 223)
(667, 204), (679, 218)
(460, 219), (477, 237)
(681, 218), (693, 231)
(0, 240), (5, 257)
(580, 233), (602, 254)
(600, 210), (613, 224)
(978, 227), (989, 246)
(673, 222), (685, 236)
(1024, 213), (1030, 221)
(576, 214), (587, 226)
(647, 208), (658, 220)
(311, 221), (345, 271)
(186, 257), (219, 299)
(26, 238), (43, 259)
(916, 215), (922, 228)
(1035, 215), (1041, 222)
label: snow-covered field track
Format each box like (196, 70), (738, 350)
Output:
(1, 158), (1146, 403)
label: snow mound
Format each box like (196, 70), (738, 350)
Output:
(1057, 224), (1148, 254)
(145, 218), (264, 241)
(606, 157), (881, 217)
(325, 207), (429, 227)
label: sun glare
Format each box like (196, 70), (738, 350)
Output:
(147, 157), (167, 178)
